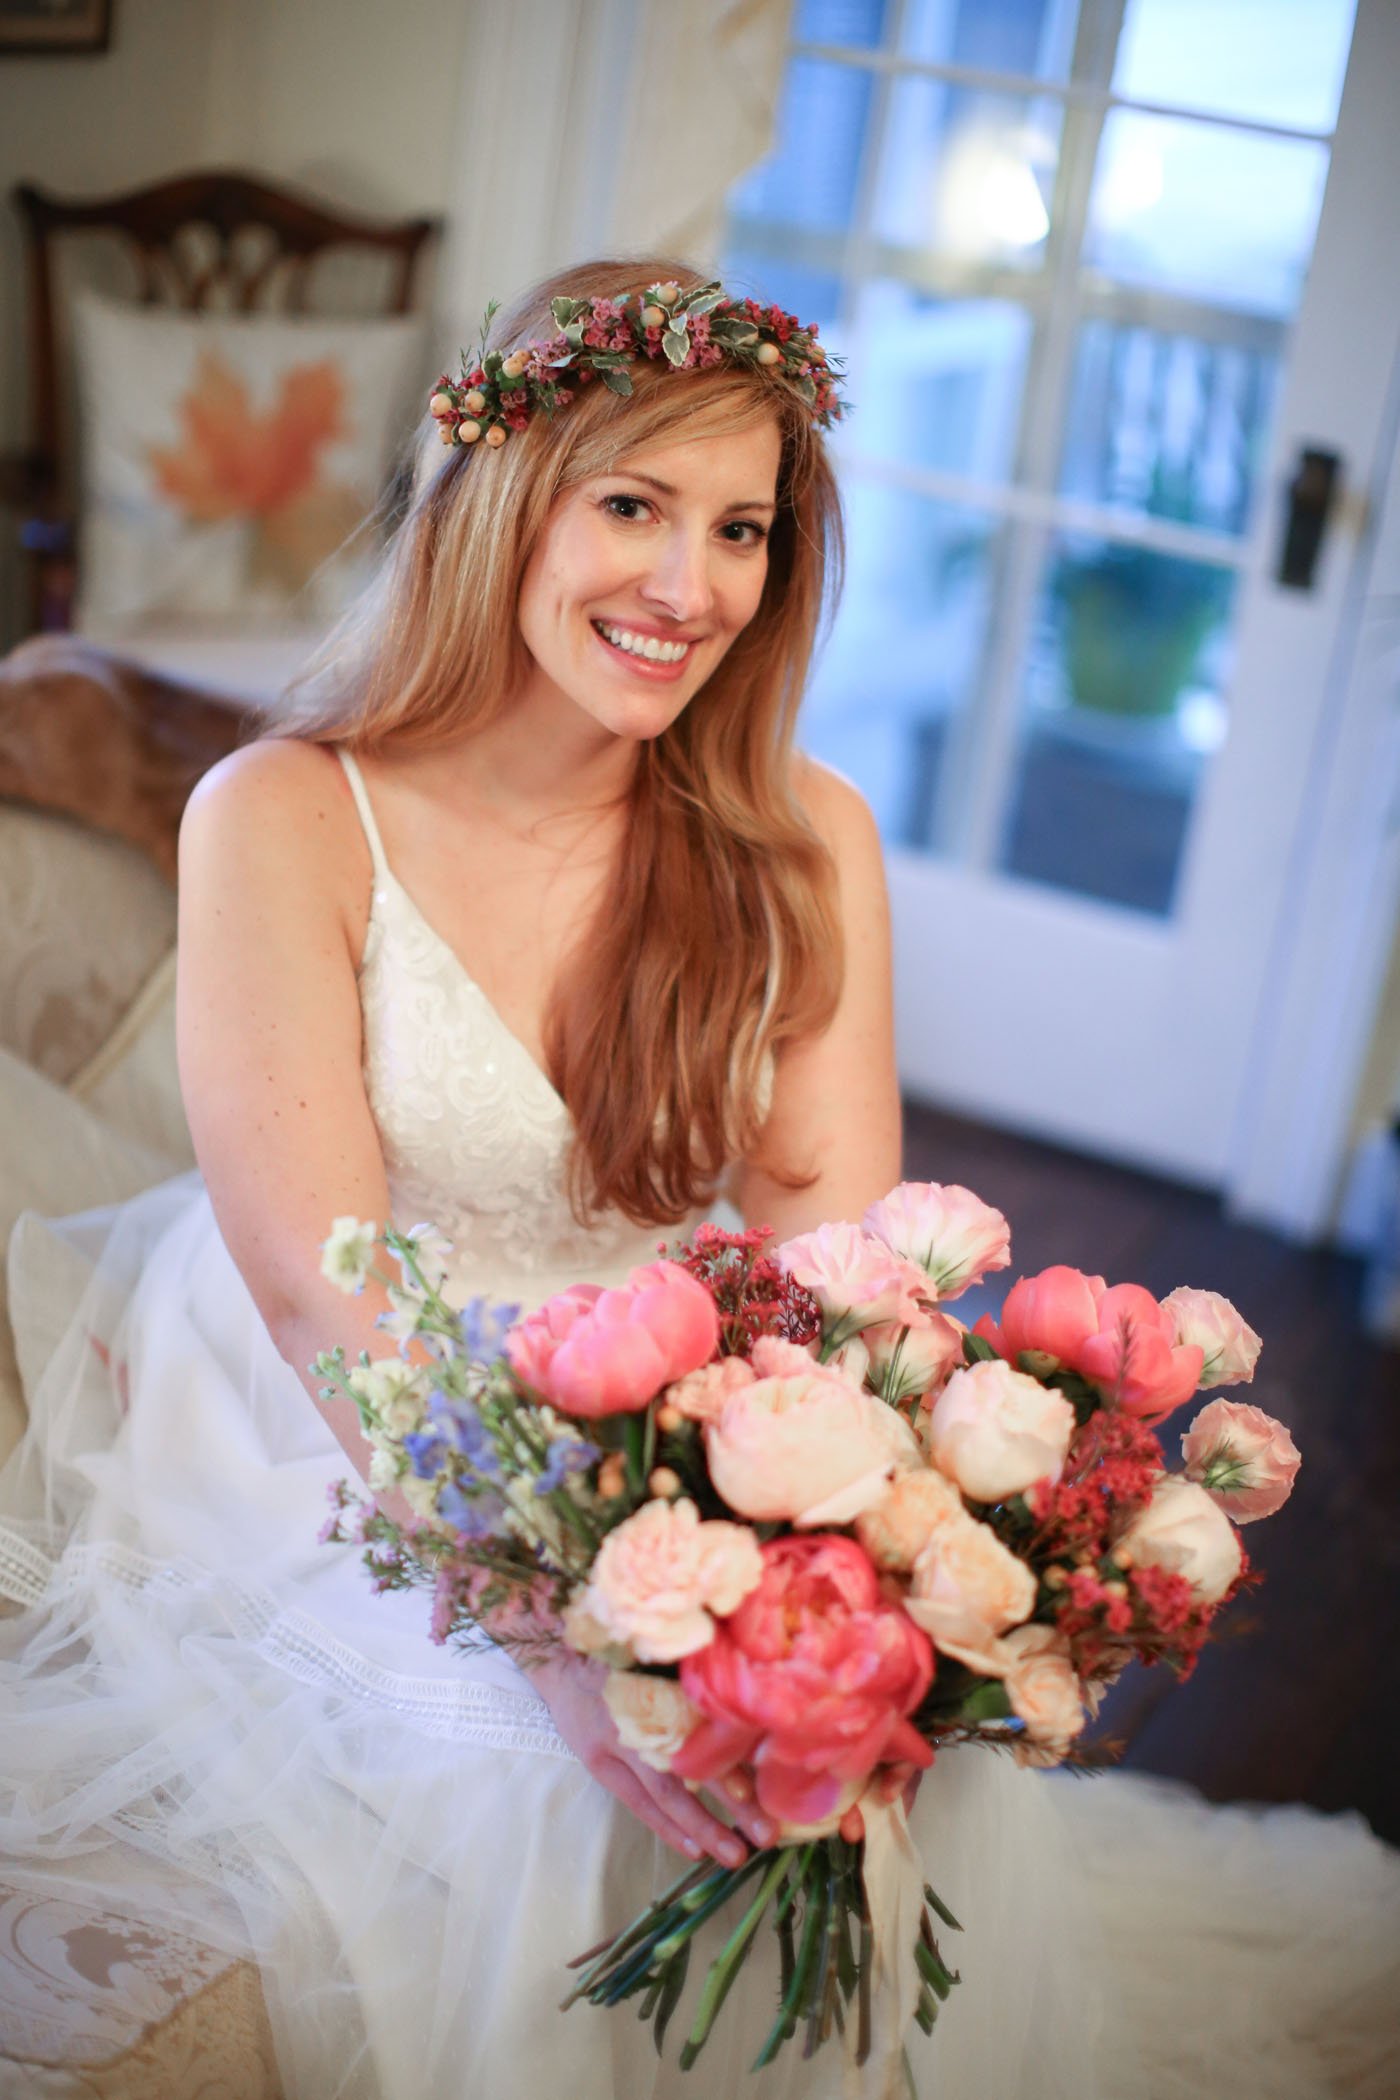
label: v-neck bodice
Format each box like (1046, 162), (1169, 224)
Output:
(335, 747), (765, 1311)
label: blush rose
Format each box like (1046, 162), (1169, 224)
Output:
(704, 1372), (921, 1529)
(922, 1358), (1076, 1503)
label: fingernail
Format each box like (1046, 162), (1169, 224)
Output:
(683, 1839), (702, 1857)
(722, 1840), (747, 1866)
(753, 1818), (774, 1842)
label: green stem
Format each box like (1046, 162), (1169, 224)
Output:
(678, 1849), (791, 2069)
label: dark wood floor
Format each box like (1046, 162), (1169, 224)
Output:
(902, 1096), (1400, 1846)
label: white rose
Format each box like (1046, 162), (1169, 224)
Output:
(922, 1359), (1076, 1503)
(1114, 1478), (1243, 1604)
(999, 1623), (1085, 1753)
(602, 1669), (700, 1771)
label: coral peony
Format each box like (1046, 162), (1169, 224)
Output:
(1162, 1288), (1263, 1390)
(922, 1359), (1075, 1503)
(671, 1534), (935, 1825)
(974, 1265), (1108, 1369)
(582, 1497), (763, 1663)
(863, 1181), (1011, 1301)
(1180, 1398), (1300, 1523)
(903, 1512), (1037, 1674)
(1074, 1285), (1205, 1426)
(705, 1373), (921, 1528)
(505, 1260), (718, 1417)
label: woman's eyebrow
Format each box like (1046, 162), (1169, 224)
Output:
(613, 470), (777, 514)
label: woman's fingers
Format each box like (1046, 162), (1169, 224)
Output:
(705, 1773), (777, 1852)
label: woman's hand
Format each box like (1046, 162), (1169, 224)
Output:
(837, 1759), (925, 1842)
(526, 1650), (776, 1866)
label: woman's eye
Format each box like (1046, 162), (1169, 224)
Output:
(602, 494), (648, 522)
(722, 520), (769, 546)
(600, 494), (767, 546)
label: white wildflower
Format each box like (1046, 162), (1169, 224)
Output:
(320, 1216), (380, 1294)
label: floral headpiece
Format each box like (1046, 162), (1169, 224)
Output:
(427, 280), (847, 450)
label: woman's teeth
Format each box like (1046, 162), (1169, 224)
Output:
(594, 621), (691, 664)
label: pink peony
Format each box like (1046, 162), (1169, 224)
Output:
(863, 1309), (964, 1406)
(922, 1358), (1076, 1503)
(974, 1264), (1108, 1368)
(1162, 1288), (1263, 1390)
(583, 1497), (762, 1663)
(903, 1511), (1037, 1674)
(704, 1373), (921, 1529)
(1073, 1285), (1205, 1426)
(863, 1181), (1011, 1302)
(504, 1259), (718, 1417)
(1115, 1478), (1243, 1603)
(775, 1221), (930, 1332)
(671, 1534), (935, 1825)
(1180, 1398), (1300, 1523)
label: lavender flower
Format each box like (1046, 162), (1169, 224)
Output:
(454, 1295), (521, 1364)
(437, 1482), (507, 1538)
(533, 1437), (600, 1495)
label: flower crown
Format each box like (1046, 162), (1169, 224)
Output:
(427, 280), (847, 450)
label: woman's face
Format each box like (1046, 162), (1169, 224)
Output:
(514, 416), (783, 743)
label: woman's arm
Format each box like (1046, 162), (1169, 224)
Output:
(178, 737), (772, 1866)
(732, 757), (903, 1240)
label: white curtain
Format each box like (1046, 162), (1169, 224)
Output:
(435, 0), (794, 357)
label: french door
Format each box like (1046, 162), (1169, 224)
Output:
(720, 0), (1400, 1217)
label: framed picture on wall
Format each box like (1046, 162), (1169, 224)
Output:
(0, 0), (111, 55)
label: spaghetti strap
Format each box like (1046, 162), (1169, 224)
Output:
(335, 746), (390, 885)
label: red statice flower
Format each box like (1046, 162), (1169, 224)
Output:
(665, 1222), (821, 1358)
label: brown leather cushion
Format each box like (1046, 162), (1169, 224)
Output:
(0, 637), (255, 884)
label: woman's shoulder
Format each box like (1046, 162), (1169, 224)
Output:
(179, 736), (371, 941)
(788, 751), (883, 869)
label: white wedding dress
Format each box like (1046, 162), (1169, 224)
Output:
(1, 749), (1397, 2099)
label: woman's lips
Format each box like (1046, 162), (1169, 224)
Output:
(590, 620), (694, 681)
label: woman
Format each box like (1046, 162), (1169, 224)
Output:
(1, 259), (1395, 2100)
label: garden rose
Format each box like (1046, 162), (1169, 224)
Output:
(998, 1623), (1085, 1753)
(671, 1534), (935, 1825)
(583, 1497), (763, 1662)
(775, 1221), (930, 1332)
(505, 1260), (718, 1417)
(602, 1669), (702, 1771)
(1180, 1398), (1300, 1523)
(863, 1181), (1011, 1301)
(922, 1359), (1076, 1503)
(705, 1373), (921, 1528)
(1162, 1289), (1263, 1389)
(854, 1465), (963, 1572)
(903, 1512), (1037, 1673)
(1114, 1478), (1243, 1603)
(863, 1309), (964, 1405)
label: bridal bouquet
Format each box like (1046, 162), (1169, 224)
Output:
(314, 1184), (1299, 2091)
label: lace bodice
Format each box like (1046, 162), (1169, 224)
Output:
(337, 749), (768, 1312)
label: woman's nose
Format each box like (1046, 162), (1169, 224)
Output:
(639, 530), (716, 627)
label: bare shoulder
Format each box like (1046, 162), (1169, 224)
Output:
(789, 751), (885, 878)
(179, 735), (368, 916)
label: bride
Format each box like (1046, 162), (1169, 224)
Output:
(2, 257), (1397, 2100)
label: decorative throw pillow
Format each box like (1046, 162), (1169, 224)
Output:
(72, 288), (426, 630)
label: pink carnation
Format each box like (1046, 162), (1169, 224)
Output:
(1180, 1398), (1300, 1523)
(775, 1221), (929, 1332)
(863, 1182), (1011, 1302)
(583, 1497), (763, 1663)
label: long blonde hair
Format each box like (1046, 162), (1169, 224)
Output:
(272, 257), (847, 1227)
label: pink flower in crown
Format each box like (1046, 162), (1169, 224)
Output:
(863, 1182), (1011, 1302)
(505, 1261), (718, 1418)
(1180, 1398), (1300, 1523)
(775, 1221), (930, 1334)
(671, 1534), (934, 1826)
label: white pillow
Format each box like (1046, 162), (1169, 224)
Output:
(72, 288), (426, 630)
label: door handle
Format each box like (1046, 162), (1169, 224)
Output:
(1277, 445), (1342, 591)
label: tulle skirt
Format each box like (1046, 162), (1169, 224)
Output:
(2, 1174), (1398, 2098)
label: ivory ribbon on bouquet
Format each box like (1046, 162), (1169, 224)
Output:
(845, 1795), (927, 2100)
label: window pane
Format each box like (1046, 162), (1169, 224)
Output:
(843, 278), (1031, 481)
(793, 0), (892, 48)
(1085, 109), (1330, 319)
(997, 534), (1237, 915)
(899, 0), (1080, 77)
(1059, 320), (1284, 534)
(800, 482), (999, 849)
(1114, 0), (1357, 135)
(727, 56), (876, 236)
(873, 80), (1062, 271)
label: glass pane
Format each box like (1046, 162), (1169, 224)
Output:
(799, 482), (1000, 849)
(727, 56), (877, 236)
(997, 533), (1238, 915)
(1114, 0), (1357, 135)
(873, 80), (1062, 271)
(716, 246), (844, 338)
(1059, 320), (1284, 534)
(844, 277), (1031, 481)
(899, 0), (1080, 78)
(1085, 109), (1331, 319)
(793, 0), (892, 48)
